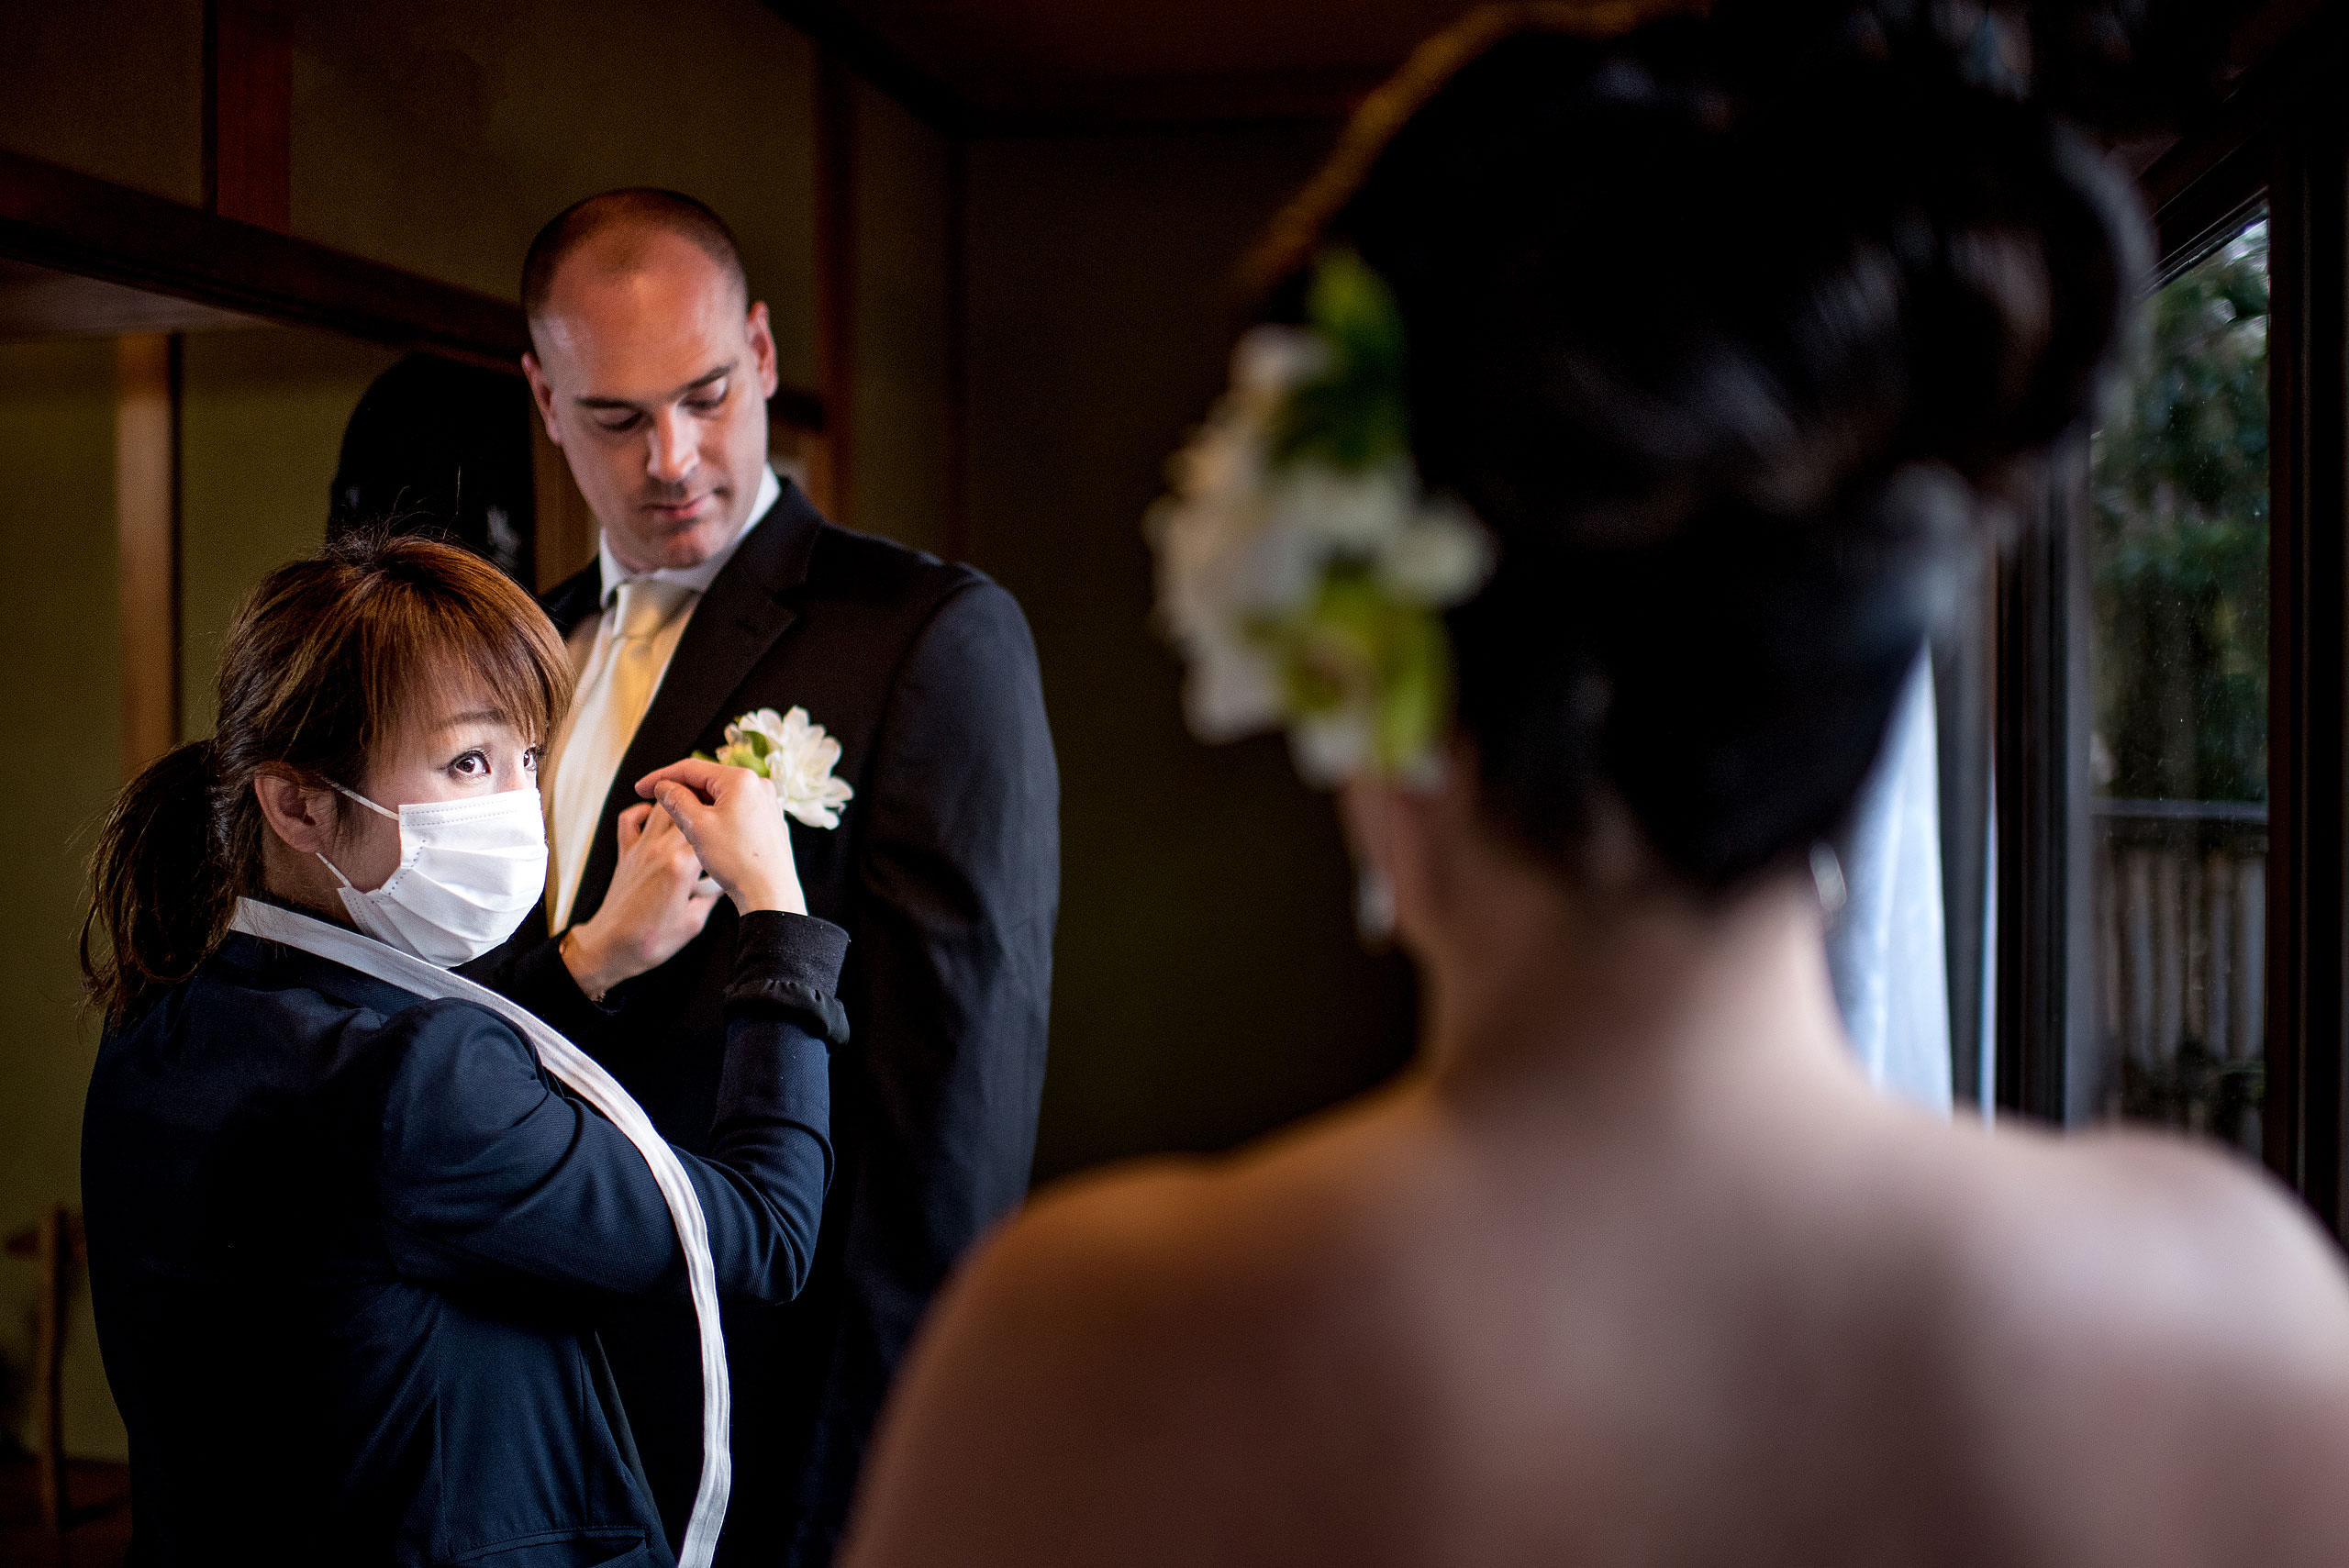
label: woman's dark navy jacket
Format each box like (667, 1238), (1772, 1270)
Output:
(82, 908), (849, 1568)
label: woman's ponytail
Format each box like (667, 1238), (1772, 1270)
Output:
(83, 739), (237, 1025)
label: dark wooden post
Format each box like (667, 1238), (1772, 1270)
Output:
(2266, 102), (2349, 1230)
(204, 0), (294, 231)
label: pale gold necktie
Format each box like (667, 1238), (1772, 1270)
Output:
(548, 577), (696, 930)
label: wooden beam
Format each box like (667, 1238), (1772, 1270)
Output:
(0, 148), (523, 370)
(117, 334), (179, 776)
(0, 148), (828, 417)
(205, 0), (294, 230)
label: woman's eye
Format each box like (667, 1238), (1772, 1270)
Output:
(451, 751), (490, 778)
(523, 747), (541, 773)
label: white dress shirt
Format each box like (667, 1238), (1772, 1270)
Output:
(546, 464), (783, 929)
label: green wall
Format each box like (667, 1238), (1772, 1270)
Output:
(178, 328), (403, 733)
(963, 126), (1419, 1184)
(289, 0), (823, 389)
(850, 79), (955, 557)
(0, 340), (131, 1462)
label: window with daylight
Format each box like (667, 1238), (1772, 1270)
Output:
(2083, 215), (2270, 1156)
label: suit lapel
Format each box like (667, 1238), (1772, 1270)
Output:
(566, 480), (828, 925)
(540, 560), (603, 639)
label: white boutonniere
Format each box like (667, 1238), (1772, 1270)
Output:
(701, 706), (855, 828)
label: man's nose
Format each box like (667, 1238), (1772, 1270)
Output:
(646, 408), (698, 485)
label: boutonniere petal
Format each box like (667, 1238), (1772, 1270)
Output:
(1145, 248), (1493, 786)
(703, 706), (856, 828)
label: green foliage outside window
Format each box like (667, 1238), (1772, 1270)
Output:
(2090, 217), (2269, 806)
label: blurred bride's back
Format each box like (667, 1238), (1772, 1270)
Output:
(842, 5), (2349, 1563)
(855, 783), (2349, 1566)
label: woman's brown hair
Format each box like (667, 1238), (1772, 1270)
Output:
(82, 534), (573, 1024)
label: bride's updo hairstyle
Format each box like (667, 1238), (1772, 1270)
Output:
(1252, 0), (2221, 891)
(83, 535), (571, 1023)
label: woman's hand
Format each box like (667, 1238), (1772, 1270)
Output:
(636, 759), (807, 917)
(561, 800), (723, 1000)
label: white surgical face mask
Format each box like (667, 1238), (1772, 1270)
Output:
(317, 785), (548, 968)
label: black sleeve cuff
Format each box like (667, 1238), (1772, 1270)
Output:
(512, 931), (625, 1042)
(724, 910), (852, 1045)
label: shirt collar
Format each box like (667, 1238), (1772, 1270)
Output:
(596, 463), (782, 608)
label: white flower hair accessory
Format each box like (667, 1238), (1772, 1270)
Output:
(1145, 248), (1494, 785)
(701, 706), (855, 828)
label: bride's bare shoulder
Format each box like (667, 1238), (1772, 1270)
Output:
(1938, 1121), (2349, 1552)
(843, 1095), (1426, 1568)
(1956, 1121), (2349, 1340)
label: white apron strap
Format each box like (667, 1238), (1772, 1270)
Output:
(230, 898), (731, 1568)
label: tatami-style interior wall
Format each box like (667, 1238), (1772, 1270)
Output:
(0, 339), (131, 1462)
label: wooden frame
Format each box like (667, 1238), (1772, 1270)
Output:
(2266, 95), (2349, 1229)
(1995, 436), (2095, 1124)
(1996, 17), (2349, 1235)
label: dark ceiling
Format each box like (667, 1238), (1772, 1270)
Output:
(775, 0), (1484, 129)
(773, 0), (2335, 138)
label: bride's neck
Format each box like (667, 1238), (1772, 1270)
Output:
(1416, 858), (1854, 1107)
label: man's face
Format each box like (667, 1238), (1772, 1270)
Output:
(523, 232), (780, 574)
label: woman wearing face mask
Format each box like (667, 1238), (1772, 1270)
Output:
(80, 535), (839, 1568)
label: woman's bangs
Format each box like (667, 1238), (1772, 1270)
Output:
(358, 562), (573, 754)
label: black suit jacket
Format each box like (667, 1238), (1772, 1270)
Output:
(471, 477), (1058, 1565)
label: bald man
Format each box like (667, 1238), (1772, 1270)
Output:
(472, 189), (1058, 1567)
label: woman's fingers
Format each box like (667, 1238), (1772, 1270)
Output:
(637, 756), (730, 803)
(616, 801), (653, 856)
(640, 759), (805, 916)
(651, 779), (715, 842)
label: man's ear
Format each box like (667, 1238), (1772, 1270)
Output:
(520, 350), (563, 446)
(252, 773), (338, 857)
(746, 301), (780, 399)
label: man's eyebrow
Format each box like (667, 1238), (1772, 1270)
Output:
(573, 361), (736, 411)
